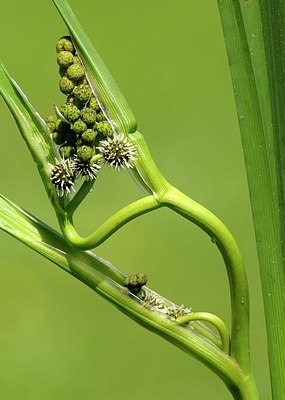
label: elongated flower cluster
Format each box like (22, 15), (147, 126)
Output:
(141, 292), (192, 320)
(47, 36), (136, 195)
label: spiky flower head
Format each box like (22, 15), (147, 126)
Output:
(50, 158), (76, 196)
(98, 134), (136, 169)
(141, 293), (166, 311)
(166, 304), (192, 321)
(72, 156), (101, 181)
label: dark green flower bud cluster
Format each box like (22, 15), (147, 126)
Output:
(123, 272), (148, 296)
(47, 35), (117, 194)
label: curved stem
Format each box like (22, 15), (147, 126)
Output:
(178, 312), (230, 354)
(190, 320), (223, 349)
(162, 186), (250, 373)
(58, 195), (161, 249)
(130, 131), (250, 373)
(67, 179), (94, 214)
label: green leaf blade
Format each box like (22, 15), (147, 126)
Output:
(0, 62), (62, 210)
(218, 1), (285, 397)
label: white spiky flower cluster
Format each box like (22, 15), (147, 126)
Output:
(50, 158), (76, 196)
(97, 133), (136, 169)
(166, 304), (192, 321)
(50, 134), (137, 195)
(141, 293), (166, 311)
(72, 155), (101, 181)
(141, 293), (192, 320)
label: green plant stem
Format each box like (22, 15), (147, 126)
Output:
(130, 132), (250, 373)
(0, 194), (258, 399)
(191, 320), (223, 349)
(218, 1), (285, 397)
(178, 312), (230, 354)
(59, 195), (161, 249)
(66, 179), (94, 214)
(162, 186), (249, 372)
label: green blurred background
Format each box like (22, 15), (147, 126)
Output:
(0, 1), (270, 399)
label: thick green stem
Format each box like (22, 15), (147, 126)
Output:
(59, 195), (161, 249)
(178, 312), (230, 354)
(161, 187), (250, 373)
(67, 180), (94, 214)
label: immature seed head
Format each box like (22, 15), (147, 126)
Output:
(50, 158), (76, 196)
(60, 104), (80, 122)
(89, 96), (100, 112)
(67, 64), (85, 81)
(82, 128), (97, 144)
(59, 145), (75, 159)
(72, 119), (87, 134)
(95, 121), (113, 137)
(59, 76), (75, 95)
(73, 55), (81, 64)
(57, 51), (74, 68)
(123, 272), (148, 296)
(96, 110), (106, 122)
(56, 36), (75, 54)
(81, 107), (96, 125)
(77, 145), (93, 162)
(98, 134), (136, 169)
(74, 84), (92, 103)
